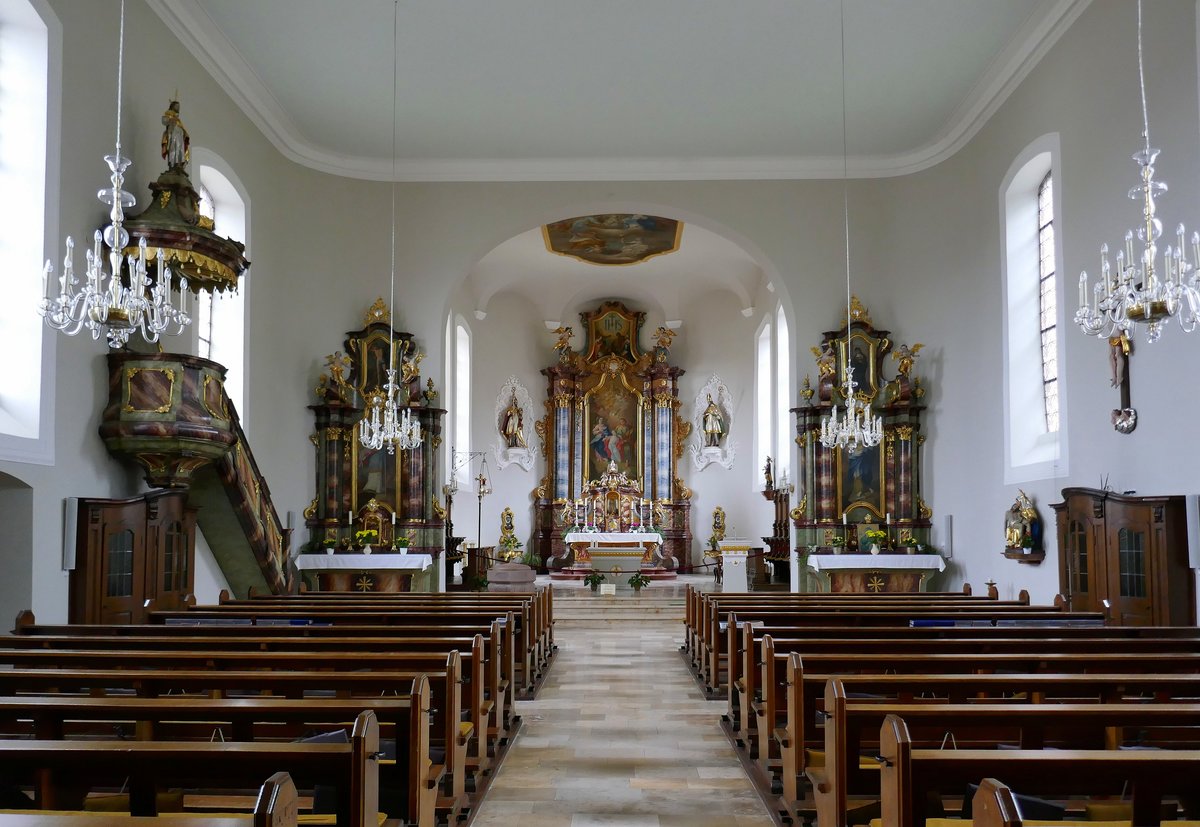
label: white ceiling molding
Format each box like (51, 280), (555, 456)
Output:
(150, 0), (1090, 183)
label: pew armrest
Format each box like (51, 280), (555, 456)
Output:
(773, 727), (790, 748)
(806, 768), (830, 794)
(426, 763), (446, 790)
(457, 722), (474, 747)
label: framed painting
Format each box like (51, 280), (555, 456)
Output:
(350, 325), (406, 396)
(581, 301), (644, 364)
(350, 421), (402, 512)
(583, 372), (643, 483)
(836, 441), (885, 520)
(836, 328), (887, 402)
(542, 213), (682, 266)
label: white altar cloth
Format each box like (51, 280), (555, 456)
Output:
(806, 553), (944, 572)
(295, 553), (433, 571)
(562, 532), (663, 545)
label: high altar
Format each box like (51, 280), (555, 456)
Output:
(791, 298), (938, 592)
(533, 302), (692, 573)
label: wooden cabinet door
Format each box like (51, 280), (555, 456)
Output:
(1104, 510), (1156, 626)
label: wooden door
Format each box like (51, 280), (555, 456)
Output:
(1060, 494), (1107, 614)
(98, 508), (146, 625)
(1104, 508), (1156, 626)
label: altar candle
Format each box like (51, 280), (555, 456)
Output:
(843, 512), (848, 526)
(391, 511), (397, 526)
(886, 512), (891, 525)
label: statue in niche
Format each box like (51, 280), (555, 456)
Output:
(161, 100), (190, 171)
(763, 456), (774, 491)
(702, 395), (726, 447)
(500, 393), (526, 449)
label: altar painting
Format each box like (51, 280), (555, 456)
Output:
(543, 213), (682, 267)
(836, 329), (886, 402)
(582, 306), (642, 364)
(350, 422), (401, 512)
(353, 327), (404, 395)
(837, 441), (885, 520)
(583, 375), (642, 484)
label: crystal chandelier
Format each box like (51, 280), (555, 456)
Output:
(359, 0), (422, 456)
(38, 0), (189, 349)
(820, 1), (883, 453)
(1076, 1), (1200, 344)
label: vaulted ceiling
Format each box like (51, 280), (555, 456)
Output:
(150, 0), (1088, 182)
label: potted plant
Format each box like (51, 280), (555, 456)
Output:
(897, 531), (918, 554)
(828, 535), (847, 555)
(518, 547), (541, 569)
(392, 531), (413, 551)
(628, 572), (651, 592)
(582, 571), (606, 592)
(353, 529), (378, 554)
(466, 572), (489, 591)
(863, 529), (888, 554)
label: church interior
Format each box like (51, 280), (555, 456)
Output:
(4, 1), (1200, 825)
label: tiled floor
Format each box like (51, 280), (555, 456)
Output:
(469, 580), (772, 827)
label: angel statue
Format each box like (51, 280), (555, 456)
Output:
(551, 326), (574, 362)
(811, 343), (836, 378)
(892, 342), (924, 377)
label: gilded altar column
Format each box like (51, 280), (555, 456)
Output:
(653, 390), (673, 501)
(553, 390), (572, 501)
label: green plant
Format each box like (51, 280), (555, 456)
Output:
(582, 571), (606, 589)
(392, 531), (413, 549)
(628, 572), (651, 590)
(353, 529), (378, 547)
(518, 548), (540, 568)
(466, 573), (489, 591)
(827, 535), (846, 548)
(863, 529), (888, 546)
(898, 532), (917, 546)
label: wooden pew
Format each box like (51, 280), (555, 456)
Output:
(150, 606), (543, 698)
(0, 688), (434, 827)
(0, 711), (381, 827)
(816, 678), (1200, 827)
(0, 648), (475, 819)
(878, 713), (1200, 827)
(770, 662), (1200, 820)
(13, 612), (518, 736)
(737, 625), (1200, 756)
(704, 604), (1098, 695)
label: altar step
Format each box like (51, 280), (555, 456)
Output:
(549, 589), (686, 622)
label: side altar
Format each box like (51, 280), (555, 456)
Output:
(533, 302), (692, 574)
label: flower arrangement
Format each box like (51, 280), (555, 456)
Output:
(392, 531), (413, 549)
(898, 532), (917, 546)
(827, 535), (846, 548)
(354, 529), (378, 547)
(863, 529), (889, 547)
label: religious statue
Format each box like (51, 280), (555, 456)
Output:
(316, 351), (353, 402)
(1108, 332), (1131, 388)
(551, 326), (574, 362)
(763, 456), (774, 491)
(892, 342), (924, 377)
(710, 506), (727, 543)
(1004, 489), (1040, 549)
(652, 326), (677, 362)
(812, 342), (836, 378)
(702, 395), (725, 447)
(161, 100), (190, 171)
(500, 393), (526, 449)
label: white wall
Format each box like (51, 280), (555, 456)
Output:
(7, 0), (1200, 618)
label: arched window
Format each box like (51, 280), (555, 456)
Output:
(755, 318), (772, 485)
(1000, 134), (1068, 483)
(191, 153), (249, 423)
(453, 317), (471, 485)
(775, 305), (792, 485)
(0, 0), (57, 464)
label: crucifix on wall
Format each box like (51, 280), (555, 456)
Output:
(1108, 332), (1136, 434)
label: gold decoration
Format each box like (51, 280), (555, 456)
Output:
(355, 575), (375, 592)
(653, 392), (674, 408)
(364, 298), (390, 326)
(895, 425), (914, 441)
(917, 434), (926, 446)
(432, 497), (446, 520)
(674, 478), (692, 500)
(711, 506), (727, 542)
(553, 393), (573, 409)
(849, 295), (872, 325)
(158, 191), (171, 209)
(200, 374), (229, 420)
(324, 426), (347, 441)
(423, 377), (438, 405)
(796, 432), (809, 448)
(551, 326), (574, 362)
(867, 574), (886, 593)
(652, 326), (677, 361)
(800, 375), (814, 402)
(309, 433), (318, 446)
(673, 417), (691, 460)
(885, 432), (895, 461)
(431, 434), (442, 450)
(302, 498), (318, 521)
(913, 377), (925, 398)
(126, 245), (240, 291)
(401, 349), (424, 384)
(196, 215), (215, 231)
(918, 497), (933, 520)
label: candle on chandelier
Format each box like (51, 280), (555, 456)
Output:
(1078, 271), (1088, 309)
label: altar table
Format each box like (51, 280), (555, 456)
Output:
(562, 532), (663, 568)
(295, 552), (434, 592)
(802, 552), (945, 593)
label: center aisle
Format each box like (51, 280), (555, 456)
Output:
(469, 578), (773, 827)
